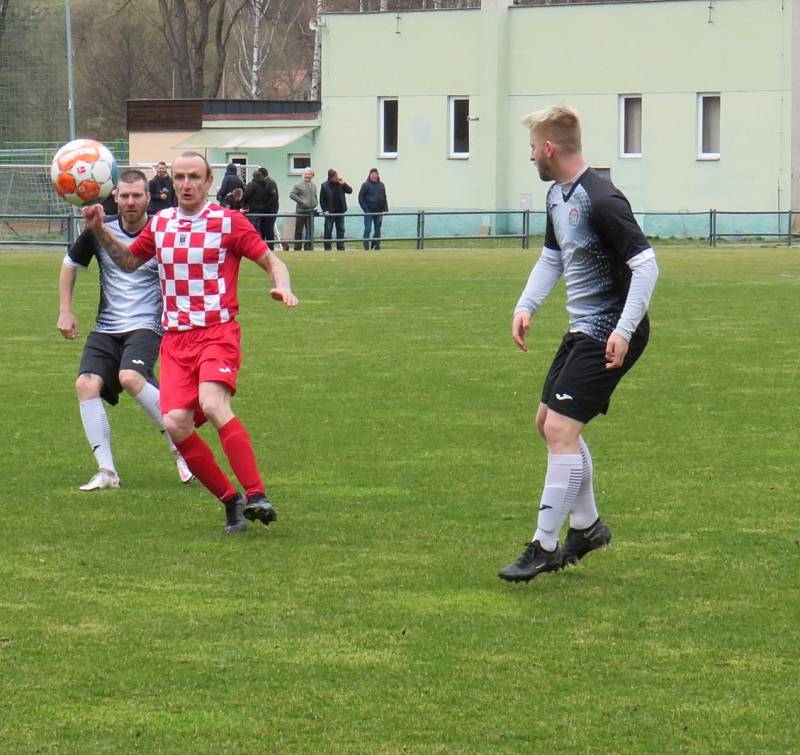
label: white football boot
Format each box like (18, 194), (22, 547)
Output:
(174, 452), (194, 484)
(79, 470), (121, 491)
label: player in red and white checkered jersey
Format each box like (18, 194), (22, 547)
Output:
(81, 152), (299, 534)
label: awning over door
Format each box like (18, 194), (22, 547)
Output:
(174, 126), (317, 150)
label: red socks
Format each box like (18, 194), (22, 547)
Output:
(174, 432), (236, 502)
(218, 417), (265, 499)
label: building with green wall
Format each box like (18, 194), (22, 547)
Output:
(130, 0), (798, 238)
(315, 0), (794, 217)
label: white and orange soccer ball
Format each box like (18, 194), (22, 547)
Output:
(50, 138), (118, 207)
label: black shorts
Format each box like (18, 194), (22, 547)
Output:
(78, 329), (161, 406)
(540, 320), (649, 424)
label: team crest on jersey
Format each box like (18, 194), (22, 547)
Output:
(178, 233), (189, 246)
(568, 207), (581, 227)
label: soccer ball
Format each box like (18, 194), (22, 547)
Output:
(50, 139), (118, 207)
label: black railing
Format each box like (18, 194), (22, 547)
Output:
(1, 209), (798, 251)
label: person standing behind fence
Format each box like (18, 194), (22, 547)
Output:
(358, 168), (388, 251)
(148, 161), (176, 214)
(290, 168), (318, 251)
(216, 163), (244, 204)
(320, 169), (352, 251)
(244, 167), (279, 247)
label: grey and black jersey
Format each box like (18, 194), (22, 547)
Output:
(64, 215), (163, 335)
(532, 167), (653, 341)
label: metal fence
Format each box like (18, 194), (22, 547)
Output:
(1, 208), (799, 252)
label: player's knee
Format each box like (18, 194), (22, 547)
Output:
(163, 412), (191, 441)
(542, 413), (578, 449)
(75, 373), (102, 400)
(118, 369), (144, 394)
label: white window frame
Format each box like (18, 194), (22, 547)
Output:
(449, 96), (470, 159)
(288, 153), (311, 175)
(619, 95), (642, 158)
(226, 154), (248, 179)
(379, 97), (398, 158)
(697, 93), (721, 160)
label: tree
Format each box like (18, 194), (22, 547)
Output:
(0, 0), (9, 48)
(310, 0), (323, 99)
(234, 0), (307, 99)
(156, 0), (250, 98)
(73, 0), (172, 138)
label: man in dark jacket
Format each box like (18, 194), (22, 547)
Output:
(320, 169), (353, 251)
(243, 168), (279, 246)
(358, 168), (388, 250)
(148, 161), (176, 213)
(216, 163), (244, 204)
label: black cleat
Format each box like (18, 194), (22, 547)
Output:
(223, 493), (248, 535)
(498, 540), (562, 583)
(561, 518), (612, 567)
(243, 494), (277, 527)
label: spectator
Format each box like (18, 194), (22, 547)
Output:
(222, 187), (244, 211)
(358, 168), (388, 250)
(216, 162), (244, 204)
(243, 167), (279, 246)
(148, 161), (176, 213)
(319, 169), (353, 251)
(289, 168), (318, 251)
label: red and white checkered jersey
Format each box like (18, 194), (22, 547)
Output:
(129, 203), (267, 331)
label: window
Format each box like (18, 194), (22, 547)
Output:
(449, 96), (469, 158)
(227, 155), (247, 179)
(379, 97), (398, 157)
(698, 93), (720, 158)
(288, 154), (311, 175)
(619, 95), (642, 157)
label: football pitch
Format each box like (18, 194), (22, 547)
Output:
(1, 246), (798, 752)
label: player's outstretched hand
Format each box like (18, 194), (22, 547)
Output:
(81, 203), (105, 229)
(57, 312), (78, 340)
(512, 310), (531, 352)
(605, 331), (629, 369)
(270, 288), (299, 307)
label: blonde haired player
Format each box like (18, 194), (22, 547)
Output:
(499, 106), (659, 582)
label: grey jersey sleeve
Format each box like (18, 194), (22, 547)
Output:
(514, 246), (563, 316)
(613, 249), (658, 340)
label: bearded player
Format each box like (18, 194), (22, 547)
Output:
(498, 107), (659, 582)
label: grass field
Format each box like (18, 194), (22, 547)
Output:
(1, 245), (798, 753)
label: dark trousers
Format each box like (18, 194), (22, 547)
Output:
(324, 214), (346, 250)
(294, 211), (314, 251)
(249, 214), (276, 247)
(363, 213), (383, 250)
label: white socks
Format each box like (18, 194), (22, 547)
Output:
(79, 398), (116, 473)
(570, 436), (599, 530)
(133, 381), (179, 454)
(533, 452), (583, 551)
(533, 437), (601, 550)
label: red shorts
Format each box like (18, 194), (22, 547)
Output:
(159, 321), (242, 424)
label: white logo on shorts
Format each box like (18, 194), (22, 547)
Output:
(131, 359), (144, 365)
(218, 367), (233, 374)
(555, 392), (573, 401)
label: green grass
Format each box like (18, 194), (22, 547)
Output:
(1, 246), (798, 753)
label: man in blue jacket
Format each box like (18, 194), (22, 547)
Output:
(358, 168), (388, 250)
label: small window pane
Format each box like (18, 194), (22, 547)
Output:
(451, 97), (469, 156)
(382, 99), (398, 155)
(702, 95), (720, 155)
(289, 154), (311, 175)
(623, 97), (642, 155)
